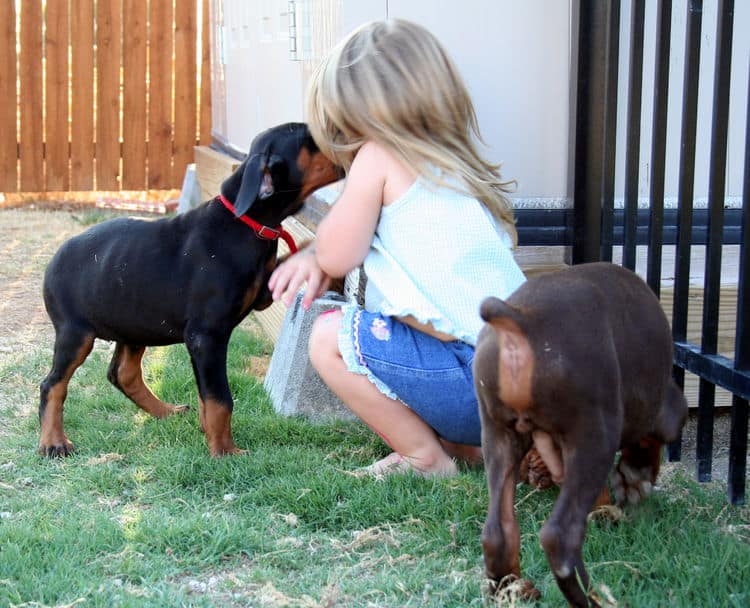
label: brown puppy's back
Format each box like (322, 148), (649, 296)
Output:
(480, 262), (675, 443)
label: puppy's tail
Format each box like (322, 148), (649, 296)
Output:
(480, 296), (521, 323)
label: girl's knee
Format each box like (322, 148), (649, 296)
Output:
(308, 309), (343, 369)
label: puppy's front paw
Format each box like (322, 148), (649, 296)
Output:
(610, 459), (655, 506)
(209, 444), (248, 457)
(38, 439), (74, 458)
(520, 448), (554, 489)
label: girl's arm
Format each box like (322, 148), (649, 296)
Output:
(268, 142), (386, 308)
(315, 141), (385, 277)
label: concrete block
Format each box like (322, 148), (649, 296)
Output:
(177, 164), (202, 214)
(264, 290), (356, 422)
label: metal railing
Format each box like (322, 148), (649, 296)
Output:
(572, 0), (749, 504)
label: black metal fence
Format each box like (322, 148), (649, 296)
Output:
(572, 0), (749, 505)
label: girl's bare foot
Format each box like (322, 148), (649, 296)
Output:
(358, 451), (458, 479)
(439, 439), (483, 465)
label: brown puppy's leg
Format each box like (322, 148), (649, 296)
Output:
(611, 379), (688, 506)
(611, 437), (663, 506)
(481, 430), (541, 601)
(539, 432), (616, 608)
(107, 343), (188, 418)
(39, 329), (95, 457)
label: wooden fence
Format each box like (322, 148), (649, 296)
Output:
(0, 0), (212, 193)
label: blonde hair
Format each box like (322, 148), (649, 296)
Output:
(306, 19), (517, 243)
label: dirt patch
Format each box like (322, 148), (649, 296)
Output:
(0, 209), (83, 363)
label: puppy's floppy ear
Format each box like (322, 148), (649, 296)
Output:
(230, 154), (264, 217)
(229, 153), (290, 217)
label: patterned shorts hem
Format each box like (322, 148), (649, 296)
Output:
(337, 304), (401, 402)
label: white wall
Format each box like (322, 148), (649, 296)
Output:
(211, 0), (572, 206)
(211, 0), (748, 209)
(614, 0), (749, 209)
(383, 1), (572, 204)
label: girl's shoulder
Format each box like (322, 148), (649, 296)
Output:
(356, 141), (418, 207)
(355, 140), (401, 171)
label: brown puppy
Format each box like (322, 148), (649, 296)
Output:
(473, 262), (687, 607)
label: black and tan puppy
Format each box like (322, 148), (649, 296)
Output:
(39, 122), (340, 457)
(473, 262), (687, 607)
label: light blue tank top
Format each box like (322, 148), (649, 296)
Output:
(363, 176), (527, 345)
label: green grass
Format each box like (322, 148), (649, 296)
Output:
(0, 323), (748, 607)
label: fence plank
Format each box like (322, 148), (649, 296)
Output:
(70, 0), (95, 190)
(728, 63), (750, 504)
(697, 0), (735, 483)
(646, 0), (672, 299)
(622, 0), (645, 271)
(5, 0), (208, 194)
(0, 0), (17, 192)
(572, 0), (609, 263)
(148, 1), (174, 189)
(173, 0), (198, 187)
(45, 0), (70, 191)
(200, 0), (212, 146)
(19, 0), (43, 191)
(673, 0), (703, 343)
(96, 0), (122, 190)
(122, 0), (148, 190)
(599, 0), (620, 262)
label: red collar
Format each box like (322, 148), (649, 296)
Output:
(217, 195), (298, 254)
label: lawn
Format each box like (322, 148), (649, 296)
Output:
(0, 322), (747, 608)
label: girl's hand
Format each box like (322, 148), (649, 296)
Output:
(269, 245), (332, 310)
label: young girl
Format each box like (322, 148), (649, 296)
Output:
(268, 19), (526, 477)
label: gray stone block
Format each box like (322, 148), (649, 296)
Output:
(264, 290), (356, 421)
(177, 164), (202, 214)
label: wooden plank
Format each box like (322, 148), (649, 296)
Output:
(148, 0), (174, 188)
(70, 0), (94, 190)
(19, 0), (44, 191)
(193, 145), (240, 200)
(660, 286), (737, 359)
(121, 0), (147, 189)
(172, 0), (197, 187)
(44, 0), (70, 191)
(0, 0), (18, 191)
(95, 0), (122, 190)
(199, 0), (212, 145)
(660, 285), (737, 409)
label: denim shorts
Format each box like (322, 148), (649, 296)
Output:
(337, 305), (481, 446)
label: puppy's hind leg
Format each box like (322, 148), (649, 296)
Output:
(657, 378), (689, 444)
(611, 380), (688, 506)
(107, 343), (189, 418)
(540, 432), (615, 608)
(39, 326), (95, 457)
